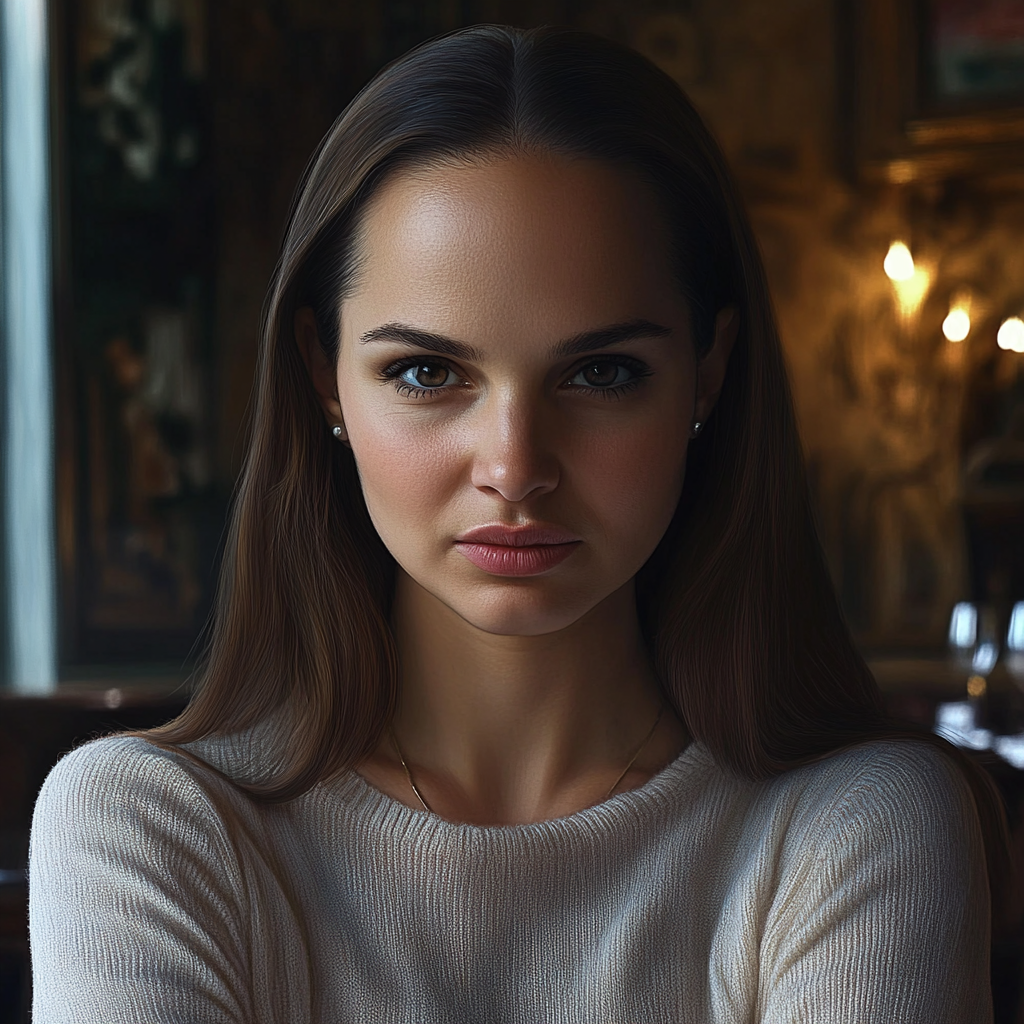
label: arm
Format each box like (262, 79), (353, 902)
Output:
(29, 737), (253, 1024)
(757, 742), (992, 1024)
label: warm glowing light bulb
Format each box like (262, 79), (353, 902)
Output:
(942, 307), (971, 342)
(997, 317), (1024, 353)
(884, 241), (915, 282)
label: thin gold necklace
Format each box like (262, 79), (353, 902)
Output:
(388, 704), (666, 815)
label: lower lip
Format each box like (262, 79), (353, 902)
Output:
(454, 542), (580, 576)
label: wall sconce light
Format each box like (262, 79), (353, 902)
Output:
(942, 293), (972, 343)
(884, 241), (915, 281)
(884, 241), (930, 320)
(997, 317), (1024, 354)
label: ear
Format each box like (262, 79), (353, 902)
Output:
(294, 306), (347, 442)
(693, 306), (739, 428)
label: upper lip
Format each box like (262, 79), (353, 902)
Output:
(455, 523), (581, 546)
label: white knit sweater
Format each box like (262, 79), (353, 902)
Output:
(29, 731), (991, 1023)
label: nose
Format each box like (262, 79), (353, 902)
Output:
(469, 388), (559, 503)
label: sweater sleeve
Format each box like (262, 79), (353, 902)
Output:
(757, 742), (992, 1024)
(29, 737), (254, 1024)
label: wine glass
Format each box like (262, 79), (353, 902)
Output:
(1007, 601), (1024, 687)
(948, 601), (978, 676)
(948, 602), (1000, 688)
(941, 602), (998, 747)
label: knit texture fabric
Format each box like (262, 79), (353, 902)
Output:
(29, 731), (991, 1023)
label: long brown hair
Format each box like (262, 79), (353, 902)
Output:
(141, 23), (1011, 908)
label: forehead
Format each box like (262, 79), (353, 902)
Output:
(345, 153), (684, 345)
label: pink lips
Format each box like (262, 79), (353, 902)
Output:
(454, 524), (581, 577)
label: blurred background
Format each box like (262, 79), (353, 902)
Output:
(2, 0), (1024, 1018)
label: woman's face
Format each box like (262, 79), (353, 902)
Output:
(300, 153), (734, 637)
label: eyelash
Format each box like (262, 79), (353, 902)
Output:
(377, 356), (654, 401)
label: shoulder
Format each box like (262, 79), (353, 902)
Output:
(31, 735), (252, 916)
(38, 733), (222, 806)
(29, 741), (259, 1022)
(765, 738), (984, 872)
(780, 738), (975, 825)
(752, 741), (992, 1020)
(32, 735), (244, 857)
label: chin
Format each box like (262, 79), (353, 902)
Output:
(446, 583), (604, 638)
(393, 555), (631, 638)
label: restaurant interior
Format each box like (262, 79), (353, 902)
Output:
(2, 0), (1024, 1019)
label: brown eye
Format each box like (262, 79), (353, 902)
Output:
(580, 362), (622, 387)
(387, 359), (460, 395)
(414, 363), (450, 387)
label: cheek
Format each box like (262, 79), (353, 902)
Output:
(570, 418), (689, 539)
(344, 407), (460, 544)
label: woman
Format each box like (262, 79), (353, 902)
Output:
(30, 24), (1005, 1023)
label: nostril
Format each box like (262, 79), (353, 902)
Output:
(471, 455), (559, 503)
(468, 402), (560, 501)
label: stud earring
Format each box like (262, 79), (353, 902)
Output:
(690, 421), (703, 438)
(331, 425), (345, 440)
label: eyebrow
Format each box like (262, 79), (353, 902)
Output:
(359, 318), (673, 360)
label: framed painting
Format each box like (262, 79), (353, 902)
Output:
(849, 0), (1024, 182)
(49, 0), (228, 669)
(926, 0), (1024, 108)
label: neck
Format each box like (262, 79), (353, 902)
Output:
(383, 571), (686, 824)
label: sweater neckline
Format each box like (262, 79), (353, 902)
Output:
(334, 739), (713, 839)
